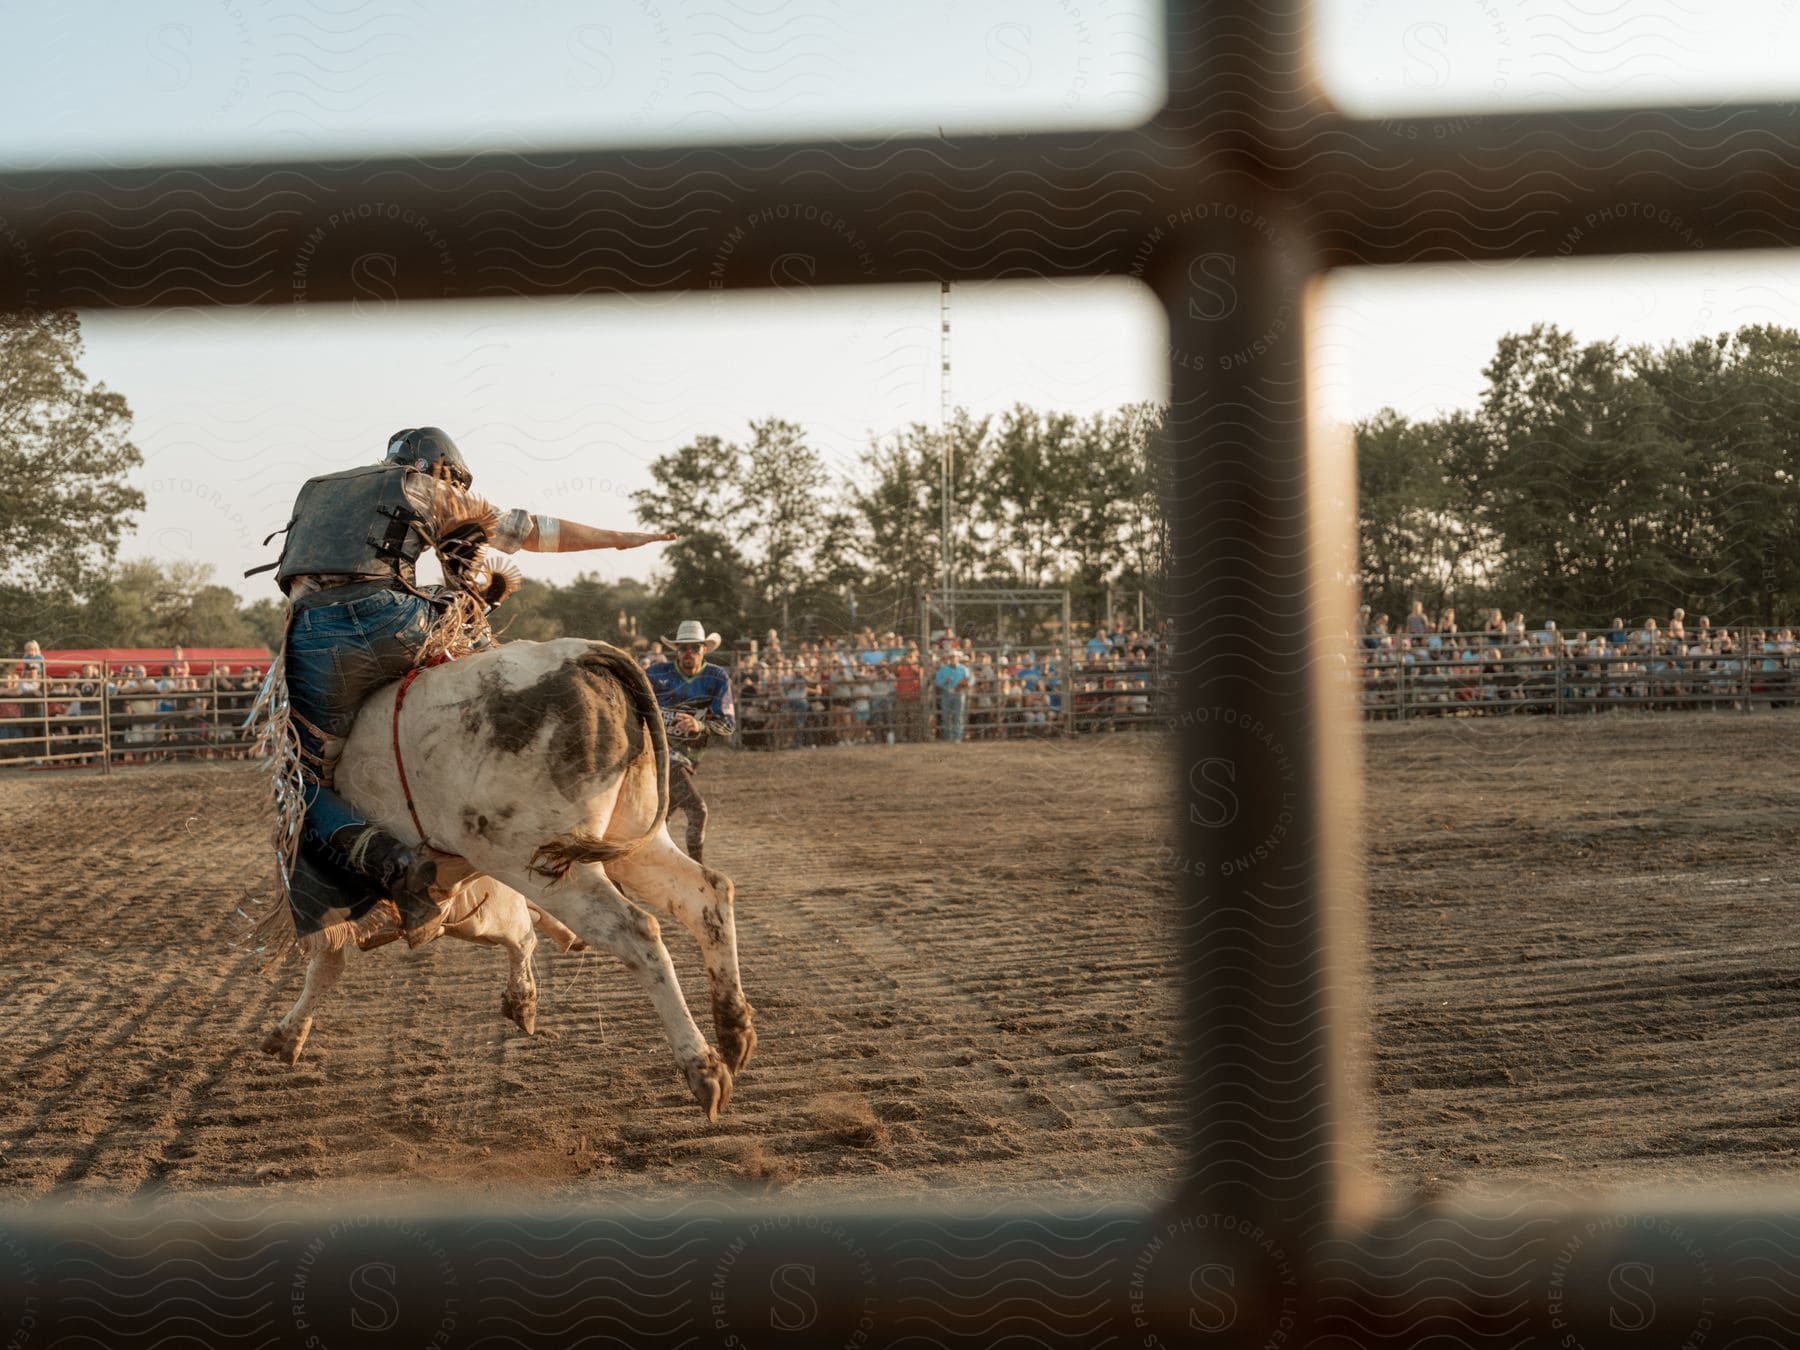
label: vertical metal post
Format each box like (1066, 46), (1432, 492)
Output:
(920, 592), (933, 740)
(210, 665), (221, 760)
(1163, 210), (1357, 1242)
(1062, 590), (1074, 737)
(939, 281), (954, 639)
(100, 661), (113, 775)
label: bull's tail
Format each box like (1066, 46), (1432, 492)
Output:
(528, 642), (671, 882)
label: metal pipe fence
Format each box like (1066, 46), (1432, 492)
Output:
(1355, 629), (1800, 719)
(726, 644), (1174, 749)
(12, 0), (1800, 1336)
(0, 658), (270, 772)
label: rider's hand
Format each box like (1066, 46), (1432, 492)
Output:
(622, 530), (678, 548)
(674, 712), (700, 735)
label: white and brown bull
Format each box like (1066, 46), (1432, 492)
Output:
(257, 639), (756, 1119)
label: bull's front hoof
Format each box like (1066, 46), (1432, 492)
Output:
(714, 999), (758, 1075)
(684, 1050), (734, 1122)
(501, 987), (538, 1035)
(261, 1018), (312, 1065)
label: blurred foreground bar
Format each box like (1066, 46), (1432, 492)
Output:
(0, 1198), (1789, 1347)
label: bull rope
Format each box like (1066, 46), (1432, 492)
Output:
(390, 655), (454, 843)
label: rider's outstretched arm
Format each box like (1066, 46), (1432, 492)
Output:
(521, 517), (675, 553)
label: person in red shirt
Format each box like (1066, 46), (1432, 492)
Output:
(893, 653), (925, 743)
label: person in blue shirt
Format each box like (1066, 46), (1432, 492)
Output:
(647, 619), (737, 863)
(933, 648), (971, 742)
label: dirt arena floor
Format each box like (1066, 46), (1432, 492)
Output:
(0, 735), (1182, 1203)
(1362, 709), (1800, 1201)
(5, 712), (1800, 1205)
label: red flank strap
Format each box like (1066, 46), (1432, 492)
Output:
(392, 653), (453, 840)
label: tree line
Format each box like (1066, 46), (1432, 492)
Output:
(24, 306), (1800, 655)
(0, 310), (1171, 653)
(626, 405), (1169, 640)
(1359, 323), (1800, 631)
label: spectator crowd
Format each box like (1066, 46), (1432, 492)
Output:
(1357, 603), (1800, 715)
(1, 642), (269, 768)
(4, 620), (1173, 771)
(692, 622), (1170, 750)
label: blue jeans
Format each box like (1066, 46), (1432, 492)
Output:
(786, 700), (811, 748)
(285, 585), (435, 862)
(939, 688), (967, 742)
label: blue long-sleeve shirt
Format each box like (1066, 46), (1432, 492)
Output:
(933, 662), (970, 694)
(647, 660), (736, 766)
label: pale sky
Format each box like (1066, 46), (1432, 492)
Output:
(1313, 251), (1792, 429)
(84, 282), (1167, 598)
(4, 0), (1794, 168)
(1313, 0), (1800, 114)
(15, 1), (1800, 597)
(0, 0), (1164, 165)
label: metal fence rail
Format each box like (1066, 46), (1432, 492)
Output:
(0, 658), (268, 771)
(729, 645), (1175, 749)
(8, 0), (1800, 1341)
(1354, 629), (1800, 718)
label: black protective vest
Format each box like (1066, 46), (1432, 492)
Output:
(272, 464), (429, 593)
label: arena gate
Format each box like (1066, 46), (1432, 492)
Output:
(921, 586), (1077, 737)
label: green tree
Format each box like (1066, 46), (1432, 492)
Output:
(94, 559), (259, 647)
(850, 426), (945, 607)
(491, 575), (565, 643)
(1063, 410), (1145, 622)
(633, 433), (752, 636)
(1095, 401), (1170, 627)
(240, 598), (288, 651)
(982, 405), (1074, 589)
(1477, 325), (1696, 625)
(1645, 327), (1800, 626)
(0, 310), (144, 649)
(739, 418), (829, 628)
(1355, 408), (1482, 619)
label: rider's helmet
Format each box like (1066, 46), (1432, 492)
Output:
(385, 426), (473, 488)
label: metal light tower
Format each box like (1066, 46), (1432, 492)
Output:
(939, 280), (954, 636)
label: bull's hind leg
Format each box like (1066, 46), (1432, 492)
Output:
(498, 919), (539, 1035)
(609, 831), (757, 1074)
(527, 901), (589, 953)
(514, 863), (734, 1121)
(442, 884), (540, 1035)
(261, 935), (346, 1065)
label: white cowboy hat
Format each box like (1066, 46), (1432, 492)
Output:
(662, 619), (722, 652)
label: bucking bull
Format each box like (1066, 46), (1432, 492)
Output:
(255, 639), (756, 1120)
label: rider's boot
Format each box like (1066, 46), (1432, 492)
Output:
(328, 824), (449, 948)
